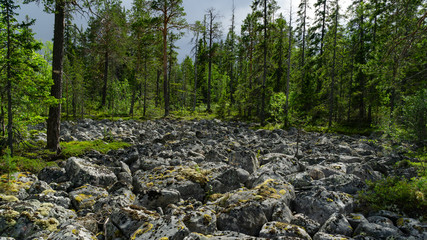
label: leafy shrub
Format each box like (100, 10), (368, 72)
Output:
(358, 176), (427, 219)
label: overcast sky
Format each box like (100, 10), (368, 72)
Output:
(16, 0), (309, 62)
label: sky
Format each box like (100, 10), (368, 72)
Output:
(15, 0), (310, 62)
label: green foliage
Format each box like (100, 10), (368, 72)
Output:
(268, 92), (287, 123)
(60, 140), (131, 159)
(0, 150), (57, 176)
(358, 176), (427, 219)
(402, 89), (427, 145)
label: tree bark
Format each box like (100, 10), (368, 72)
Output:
(207, 10), (214, 113)
(329, 1), (339, 128)
(47, 0), (65, 153)
(6, 1), (13, 157)
(143, 58), (148, 117)
(260, 0), (267, 124)
(101, 50), (109, 108)
(163, 18), (169, 116)
(285, 2), (293, 127)
(192, 36), (199, 112)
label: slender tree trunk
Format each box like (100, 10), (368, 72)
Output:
(230, 0), (235, 107)
(47, 0), (65, 153)
(182, 67), (186, 108)
(129, 89), (136, 117)
(285, 2), (292, 127)
(101, 50), (109, 108)
(320, 0), (326, 56)
(260, 0), (267, 124)
(6, 2), (13, 157)
(163, 22), (169, 116)
(0, 96), (5, 137)
(207, 11), (213, 113)
(143, 59), (148, 117)
(192, 36), (199, 112)
(156, 69), (160, 107)
(301, 1), (307, 67)
(328, 1), (339, 128)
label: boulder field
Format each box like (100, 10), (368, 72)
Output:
(1, 119), (426, 239)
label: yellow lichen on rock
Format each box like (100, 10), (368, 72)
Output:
(37, 203), (54, 217)
(41, 189), (56, 195)
(203, 214), (212, 225)
(35, 218), (59, 232)
(131, 222), (154, 240)
(178, 167), (209, 185)
(72, 228), (79, 235)
(0, 194), (19, 202)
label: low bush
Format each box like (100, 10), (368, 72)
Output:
(358, 176), (427, 219)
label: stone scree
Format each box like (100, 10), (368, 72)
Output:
(0, 119), (426, 240)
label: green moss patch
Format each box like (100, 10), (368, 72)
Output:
(60, 140), (131, 159)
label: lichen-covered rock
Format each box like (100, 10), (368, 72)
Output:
(182, 208), (217, 235)
(346, 164), (381, 182)
(183, 231), (260, 240)
(293, 186), (354, 225)
(28, 180), (52, 195)
(138, 189), (181, 210)
(366, 216), (396, 229)
(47, 221), (97, 240)
(108, 206), (160, 239)
(37, 166), (68, 184)
(229, 150), (259, 174)
(346, 213), (368, 229)
(258, 153), (305, 175)
(65, 157), (117, 188)
(259, 221), (312, 240)
(130, 214), (189, 240)
(313, 232), (353, 240)
(353, 222), (404, 239)
(210, 168), (249, 193)
(290, 213), (321, 236)
(217, 202), (268, 236)
(271, 204), (293, 223)
(315, 174), (365, 194)
(318, 213), (353, 237)
(396, 218), (427, 239)
(69, 184), (108, 213)
(0, 199), (76, 239)
(133, 166), (210, 201)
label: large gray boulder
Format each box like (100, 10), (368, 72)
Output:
(318, 213), (353, 237)
(354, 222), (404, 239)
(291, 213), (321, 236)
(68, 184), (108, 213)
(130, 214), (190, 240)
(182, 208), (217, 235)
(259, 221), (312, 240)
(108, 206), (160, 239)
(47, 221), (97, 240)
(293, 186), (354, 225)
(217, 202), (268, 236)
(229, 150), (259, 174)
(210, 168), (250, 193)
(65, 157), (117, 188)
